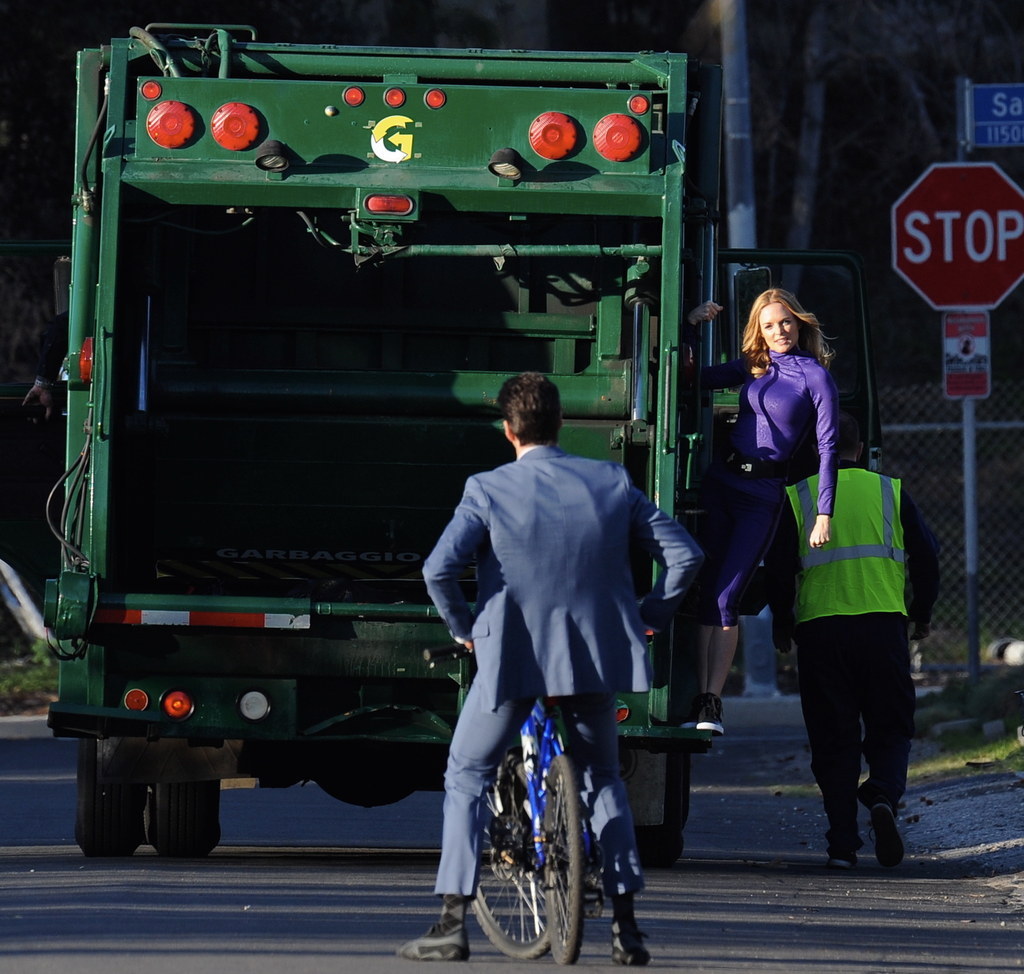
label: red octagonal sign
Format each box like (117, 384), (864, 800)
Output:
(891, 162), (1024, 309)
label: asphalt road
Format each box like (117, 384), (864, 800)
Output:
(1, 700), (1022, 973)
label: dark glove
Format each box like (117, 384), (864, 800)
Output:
(909, 621), (931, 641)
(772, 623), (794, 654)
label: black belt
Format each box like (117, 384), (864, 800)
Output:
(724, 452), (787, 479)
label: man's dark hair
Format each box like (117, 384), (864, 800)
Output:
(837, 411), (860, 455)
(498, 372), (562, 445)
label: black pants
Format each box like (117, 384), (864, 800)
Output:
(795, 612), (915, 858)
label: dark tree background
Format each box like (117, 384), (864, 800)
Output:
(3, 0), (1024, 384)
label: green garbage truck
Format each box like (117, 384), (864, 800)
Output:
(0, 24), (879, 861)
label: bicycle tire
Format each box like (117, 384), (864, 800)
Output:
(543, 752), (586, 965)
(474, 749), (551, 959)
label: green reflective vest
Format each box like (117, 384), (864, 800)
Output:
(786, 468), (907, 624)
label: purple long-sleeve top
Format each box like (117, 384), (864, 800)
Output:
(701, 349), (839, 516)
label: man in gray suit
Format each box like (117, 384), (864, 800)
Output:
(398, 372), (704, 965)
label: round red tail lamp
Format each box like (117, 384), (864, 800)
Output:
(146, 101), (197, 149)
(384, 87), (406, 108)
(424, 88), (447, 109)
(161, 689), (195, 721)
(343, 86), (365, 107)
(628, 94), (650, 116)
(593, 113), (643, 162)
(529, 112), (579, 160)
(124, 688), (150, 711)
(211, 102), (261, 151)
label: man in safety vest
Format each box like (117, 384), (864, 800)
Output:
(766, 411), (940, 870)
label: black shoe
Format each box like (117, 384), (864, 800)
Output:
(611, 920), (650, 966)
(680, 693), (705, 728)
(826, 853), (857, 870)
(695, 693), (724, 736)
(681, 693), (724, 735)
(397, 923), (469, 961)
(869, 801), (904, 867)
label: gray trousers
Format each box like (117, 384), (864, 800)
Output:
(434, 683), (644, 897)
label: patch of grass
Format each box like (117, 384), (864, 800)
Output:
(910, 728), (1024, 782)
(0, 640), (57, 698)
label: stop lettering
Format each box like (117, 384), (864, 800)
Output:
(891, 162), (1024, 309)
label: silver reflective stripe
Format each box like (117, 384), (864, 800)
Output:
(801, 544), (906, 568)
(797, 474), (904, 569)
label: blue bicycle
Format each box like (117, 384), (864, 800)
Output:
(425, 647), (604, 965)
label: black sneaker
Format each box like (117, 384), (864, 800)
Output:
(611, 920), (650, 966)
(695, 693), (724, 736)
(826, 853), (857, 870)
(869, 801), (904, 867)
(397, 923), (470, 961)
(680, 693), (706, 728)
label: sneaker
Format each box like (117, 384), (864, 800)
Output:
(826, 854), (857, 870)
(869, 801), (904, 867)
(611, 920), (650, 966)
(695, 693), (724, 736)
(397, 923), (469, 961)
(680, 693), (705, 729)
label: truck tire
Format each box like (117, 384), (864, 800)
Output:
(145, 781), (222, 858)
(634, 751), (690, 868)
(75, 739), (147, 857)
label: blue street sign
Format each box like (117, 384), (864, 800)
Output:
(971, 83), (1024, 147)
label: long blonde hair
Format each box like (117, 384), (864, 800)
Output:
(741, 288), (834, 377)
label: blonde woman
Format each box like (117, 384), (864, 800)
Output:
(684, 289), (838, 735)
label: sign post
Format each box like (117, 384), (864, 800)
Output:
(892, 158), (1024, 682)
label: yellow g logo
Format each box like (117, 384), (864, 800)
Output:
(371, 115), (414, 163)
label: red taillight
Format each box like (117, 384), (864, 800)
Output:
(146, 100), (197, 149)
(140, 80), (162, 101)
(424, 88), (446, 109)
(124, 688), (150, 711)
(616, 705), (631, 723)
(384, 87), (406, 108)
(528, 112), (579, 160)
(593, 113), (643, 162)
(628, 94), (650, 115)
(211, 102), (261, 151)
(162, 689), (194, 721)
(364, 194), (415, 215)
(343, 86), (365, 107)
(78, 337), (94, 384)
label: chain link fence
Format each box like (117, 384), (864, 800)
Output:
(879, 381), (1024, 671)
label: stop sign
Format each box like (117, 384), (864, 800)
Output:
(891, 162), (1024, 309)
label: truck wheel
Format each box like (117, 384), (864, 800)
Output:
(145, 781), (222, 857)
(634, 752), (690, 868)
(75, 739), (147, 857)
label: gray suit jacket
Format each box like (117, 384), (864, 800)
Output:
(423, 446), (704, 711)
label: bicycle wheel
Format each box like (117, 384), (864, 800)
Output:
(474, 749), (550, 959)
(543, 752), (586, 965)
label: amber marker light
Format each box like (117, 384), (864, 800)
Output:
(162, 689), (194, 721)
(77, 337), (94, 384)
